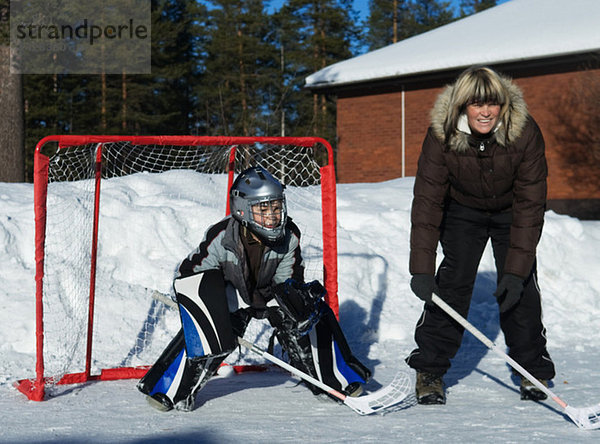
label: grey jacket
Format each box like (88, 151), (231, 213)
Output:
(175, 217), (304, 308)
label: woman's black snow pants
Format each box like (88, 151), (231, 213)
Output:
(406, 201), (556, 380)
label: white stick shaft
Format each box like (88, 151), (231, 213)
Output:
(237, 336), (347, 402)
(431, 294), (567, 409)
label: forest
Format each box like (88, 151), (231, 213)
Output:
(0, 0), (496, 181)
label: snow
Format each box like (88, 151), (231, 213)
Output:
(305, 0), (600, 88)
(1, 174), (600, 442)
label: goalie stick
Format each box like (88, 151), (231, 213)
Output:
(152, 290), (410, 415)
(431, 293), (600, 430)
(152, 290), (178, 308)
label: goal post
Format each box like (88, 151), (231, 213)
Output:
(16, 135), (339, 401)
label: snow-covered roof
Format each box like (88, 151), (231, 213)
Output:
(305, 0), (600, 88)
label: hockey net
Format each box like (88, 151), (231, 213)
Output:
(16, 135), (338, 401)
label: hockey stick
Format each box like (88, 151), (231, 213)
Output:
(237, 336), (410, 415)
(431, 293), (600, 430)
(152, 290), (177, 308)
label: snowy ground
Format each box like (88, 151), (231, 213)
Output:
(1, 175), (600, 443)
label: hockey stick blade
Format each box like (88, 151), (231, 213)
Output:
(343, 371), (411, 415)
(432, 294), (600, 430)
(564, 405), (600, 430)
(237, 336), (410, 415)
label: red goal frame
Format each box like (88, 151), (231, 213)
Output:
(16, 135), (339, 401)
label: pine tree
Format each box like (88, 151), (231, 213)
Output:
(94, 0), (203, 135)
(366, 0), (411, 50)
(143, 0), (204, 134)
(276, 0), (359, 145)
(366, 0), (455, 50)
(459, 0), (497, 17)
(404, 0), (454, 36)
(195, 0), (277, 136)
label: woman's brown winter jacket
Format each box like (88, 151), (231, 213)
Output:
(409, 77), (547, 279)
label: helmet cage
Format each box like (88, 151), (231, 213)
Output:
(230, 167), (287, 243)
(248, 196), (287, 241)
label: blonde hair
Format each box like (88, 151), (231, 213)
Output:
(444, 66), (511, 141)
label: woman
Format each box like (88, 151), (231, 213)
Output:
(405, 66), (555, 405)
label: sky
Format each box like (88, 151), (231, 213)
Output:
(1, 171), (600, 442)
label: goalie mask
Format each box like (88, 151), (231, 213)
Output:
(230, 166), (287, 243)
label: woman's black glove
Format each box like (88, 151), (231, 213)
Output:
(494, 273), (524, 313)
(410, 274), (435, 303)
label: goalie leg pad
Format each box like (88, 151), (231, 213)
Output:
(268, 301), (371, 394)
(178, 308), (252, 409)
(139, 271), (253, 410)
(172, 352), (229, 411)
(174, 269), (237, 357)
(137, 328), (187, 406)
(310, 307), (371, 391)
(268, 308), (321, 394)
(166, 308), (252, 410)
(138, 328), (232, 411)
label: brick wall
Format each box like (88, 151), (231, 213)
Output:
(515, 70), (599, 200)
(336, 91), (403, 183)
(335, 65), (600, 203)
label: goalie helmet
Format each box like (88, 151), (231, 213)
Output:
(230, 166), (287, 243)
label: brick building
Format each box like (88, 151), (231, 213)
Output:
(306, 0), (600, 219)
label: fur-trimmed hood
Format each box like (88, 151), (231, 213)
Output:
(430, 74), (530, 152)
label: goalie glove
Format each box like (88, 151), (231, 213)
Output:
(271, 279), (326, 335)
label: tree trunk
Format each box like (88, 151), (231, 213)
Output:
(0, 46), (24, 182)
(237, 29), (249, 137)
(393, 0), (398, 43)
(101, 72), (107, 131)
(122, 71), (127, 131)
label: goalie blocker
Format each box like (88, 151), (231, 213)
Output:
(137, 272), (371, 411)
